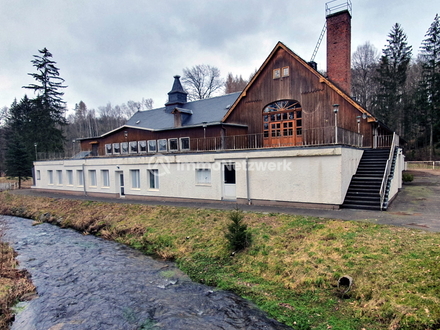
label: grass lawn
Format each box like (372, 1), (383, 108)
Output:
(1, 191), (439, 330)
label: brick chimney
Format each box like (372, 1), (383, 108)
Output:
(326, 9), (352, 95)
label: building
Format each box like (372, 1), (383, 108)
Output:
(32, 6), (404, 210)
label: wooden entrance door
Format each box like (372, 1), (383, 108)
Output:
(263, 100), (302, 147)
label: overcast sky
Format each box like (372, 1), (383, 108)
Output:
(1, 0), (438, 115)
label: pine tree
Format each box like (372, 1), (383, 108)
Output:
(375, 23), (412, 136)
(5, 132), (32, 188)
(23, 48), (67, 154)
(418, 14), (440, 160)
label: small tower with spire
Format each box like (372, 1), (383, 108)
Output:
(165, 75), (188, 112)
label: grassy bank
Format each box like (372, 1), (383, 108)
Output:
(0, 224), (35, 329)
(1, 192), (439, 330)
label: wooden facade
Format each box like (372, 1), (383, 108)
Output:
(78, 41), (392, 158)
(223, 43), (379, 148)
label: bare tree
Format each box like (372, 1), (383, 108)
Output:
(141, 98), (154, 110)
(225, 73), (248, 94)
(351, 42), (380, 111)
(182, 64), (224, 101)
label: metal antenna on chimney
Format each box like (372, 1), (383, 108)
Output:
(310, 0), (352, 63)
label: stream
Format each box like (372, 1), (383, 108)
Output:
(1, 215), (292, 330)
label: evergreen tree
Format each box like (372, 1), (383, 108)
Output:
(418, 14), (440, 160)
(23, 48), (67, 153)
(4, 97), (35, 182)
(5, 132), (32, 188)
(375, 24), (412, 136)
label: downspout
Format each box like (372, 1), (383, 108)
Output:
(82, 163), (87, 196)
(245, 157), (251, 205)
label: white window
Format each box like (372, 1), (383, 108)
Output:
(130, 169), (140, 189)
(113, 143), (120, 154)
(67, 170), (73, 185)
(158, 139), (167, 152)
(121, 142), (129, 154)
(105, 144), (112, 155)
(139, 141), (147, 153)
(48, 170), (53, 184)
(36, 170), (41, 180)
(196, 169), (211, 184)
(168, 138), (178, 151)
(148, 169), (159, 189)
(282, 66), (290, 77)
(180, 137), (190, 151)
(89, 170), (97, 187)
(101, 170), (110, 187)
(57, 170), (63, 184)
(129, 141), (138, 153)
(77, 170), (84, 186)
(148, 140), (157, 153)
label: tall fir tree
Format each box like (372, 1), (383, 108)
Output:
(5, 131), (33, 188)
(418, 14), (440, 160)
(375, 23), (412, 136)
(23, 48), (67, 154)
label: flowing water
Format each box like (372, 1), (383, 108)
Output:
(2, 215), (292, 330)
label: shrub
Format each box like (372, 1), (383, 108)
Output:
(225, 208), (251, 251)
(402, 172), (414, 183)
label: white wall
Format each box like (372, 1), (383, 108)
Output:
(33, 146), (363, 206)
(388, 148), (404, 203)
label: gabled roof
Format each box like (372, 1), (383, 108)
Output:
(222, 41), (378, 123)
(125, 91), (241, 130)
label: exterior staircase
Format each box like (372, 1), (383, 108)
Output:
(342, 149), (391, 210)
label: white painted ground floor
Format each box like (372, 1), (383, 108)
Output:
(32, 146), (404, 209)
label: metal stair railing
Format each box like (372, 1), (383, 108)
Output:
(379, 132), (398, 210)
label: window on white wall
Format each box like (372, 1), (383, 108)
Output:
(196, 169), (211, 184)
(89, 170), (97, 186)
(67, 170), (73, 185)
(77, 170), (84, 186)
(36, 170), (41, 180)
(148, 169), (159, 189)
(48, 170), (53, 184)
(130, 169), (140, 189)
(102, 170), (110, 187)
(57, 170), (63, 184)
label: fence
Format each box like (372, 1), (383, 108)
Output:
(191, 127), (363, 152)
(36, 126), (367, 160)
(0, 182), (18, 191)
(406, 161), (440, 170)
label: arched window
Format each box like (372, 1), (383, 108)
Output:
(262, 100), (303, 146)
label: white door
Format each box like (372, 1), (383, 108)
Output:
(222, 163), (236, 201)
(117, 171), (125, 197)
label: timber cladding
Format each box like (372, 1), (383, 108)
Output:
(224, 46), (367, 139)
